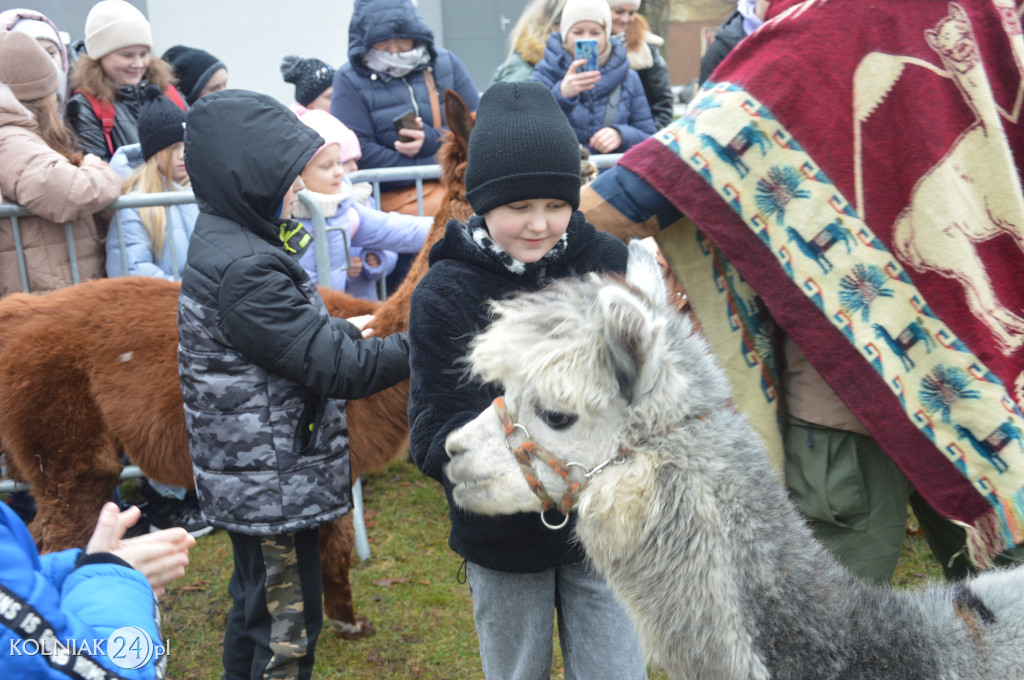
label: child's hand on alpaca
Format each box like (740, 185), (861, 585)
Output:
(589, 126), (622, 153)
(364, 252), (381, 268)
(347, 314), (376, 338)
(347, 256), (364, 278)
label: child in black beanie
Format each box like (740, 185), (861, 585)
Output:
(408, 80), (648, 679)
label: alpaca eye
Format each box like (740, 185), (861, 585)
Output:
(535, 408), (577, 430)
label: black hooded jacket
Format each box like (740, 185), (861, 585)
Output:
(408, 213), (627, 572)
(177, 90), (410, 535)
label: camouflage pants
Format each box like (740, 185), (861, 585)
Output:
(223, 529), (323, 680)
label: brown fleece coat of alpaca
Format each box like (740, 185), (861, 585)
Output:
(0, 90), (475, 638)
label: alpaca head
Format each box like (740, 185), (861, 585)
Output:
(445, 241), (731, 519)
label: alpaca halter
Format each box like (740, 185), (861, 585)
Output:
(493, 397), (629, 530)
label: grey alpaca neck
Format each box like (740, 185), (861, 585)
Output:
(576, 412), (958, 680)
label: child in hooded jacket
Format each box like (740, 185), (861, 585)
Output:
(408, 80), (648, 680)
(295, 110), (432, 300)
(178, 89), (411, 680)
(530, 0), (655, 154)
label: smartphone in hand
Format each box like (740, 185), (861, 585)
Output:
(392, 109), (418, 142)
(574, 39), (599, 73)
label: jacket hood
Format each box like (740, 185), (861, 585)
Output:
(347, 0), (436, 76)
(0, 8), (69, 75)
(0, 83), (36, 129)
(538, 33), (630, 98)
(184, 89), (322, 242)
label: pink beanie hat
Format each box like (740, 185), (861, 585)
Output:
(298, 109), (362, 164)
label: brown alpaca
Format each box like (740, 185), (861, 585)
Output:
(0, 90), (475, 638)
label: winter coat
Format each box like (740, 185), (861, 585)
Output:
(0, 502), (165, 680)
(408, 212), (628, 572)
(699, 10), (748, 85)
(177, 90), (411, 535)
(531, 33), (656, 153)
(296, 180), (431, 297)
(107, 188), (198, 279)
(489, 25), (548, 84)
(0, 84), (120, 297)
(622, 34), (675, 129)
(65, 80), (174, 162)
(330, 0), (480, 190)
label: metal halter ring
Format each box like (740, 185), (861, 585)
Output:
(539, 508), (570, 530)
(504, 422), (530, 450)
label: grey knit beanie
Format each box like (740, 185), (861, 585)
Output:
(465, 81), (581, 215)
(0, 30), (60, 101)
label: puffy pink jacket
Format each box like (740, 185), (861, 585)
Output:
(0, 84), (120, 295)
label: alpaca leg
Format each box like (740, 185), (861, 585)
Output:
(319, 515), (373, 639)
(29, 445), (121, 552)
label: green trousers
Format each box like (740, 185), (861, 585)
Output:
(784, 416), (1023, 584)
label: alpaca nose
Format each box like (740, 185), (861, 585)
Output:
(444, 432), (465, 459)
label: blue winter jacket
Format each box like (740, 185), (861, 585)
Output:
(531, 33), (656, 153)
(330, 0), (480, 189)
(0, 502), (165, 679)
(107, 188), (198, 280)
(298, 179), (431, 298)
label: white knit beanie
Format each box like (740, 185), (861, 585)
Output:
(84, 0), (152, 60)
(560, 0), (612, 40)
(607, 0), (642, 9)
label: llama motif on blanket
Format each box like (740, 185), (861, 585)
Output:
(445, 242), (1024, 680)
(619, 0), (1024, 565)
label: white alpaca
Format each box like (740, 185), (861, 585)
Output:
(444, 241), (1024, 680)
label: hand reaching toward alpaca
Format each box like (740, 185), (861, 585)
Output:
(85, 502), (195, 597)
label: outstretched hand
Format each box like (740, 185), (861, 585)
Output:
(86, 502), (195, 598)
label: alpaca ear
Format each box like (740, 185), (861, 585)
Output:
(625, 239), (669, 309)
(598, 284), (657, 404)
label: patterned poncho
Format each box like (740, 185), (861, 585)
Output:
(619, 0), (1024, 565)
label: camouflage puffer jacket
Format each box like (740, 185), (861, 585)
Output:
(177, 91), (411, 535)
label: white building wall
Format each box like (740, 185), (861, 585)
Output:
(45, 0), (445, 106)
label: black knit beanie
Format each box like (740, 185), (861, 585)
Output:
(280, 55), (335, 107)
(162, 45), (226, 105)
(465, 81), (581, 215)
(138, 86), (187, 160)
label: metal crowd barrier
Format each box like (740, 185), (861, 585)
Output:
(0, 155), (623, 554)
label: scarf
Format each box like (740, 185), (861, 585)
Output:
(737, 0), (764, 37)
(362, 45), (431, 79)
(466, 215), (568, 276)
(620, 0), (1024, 566)
(290, 182), (359, 236)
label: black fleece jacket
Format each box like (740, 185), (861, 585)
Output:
(408, 212), (627, 572)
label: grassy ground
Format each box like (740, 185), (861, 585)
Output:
(11, 457), (945, 679)
(153, 456), (946, 679)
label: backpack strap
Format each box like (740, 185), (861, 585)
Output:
(422, 69), (442, 129)
(603, 85), (622, 128)
(163, 85), (187, 111)
(75, 89), (116, 156)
